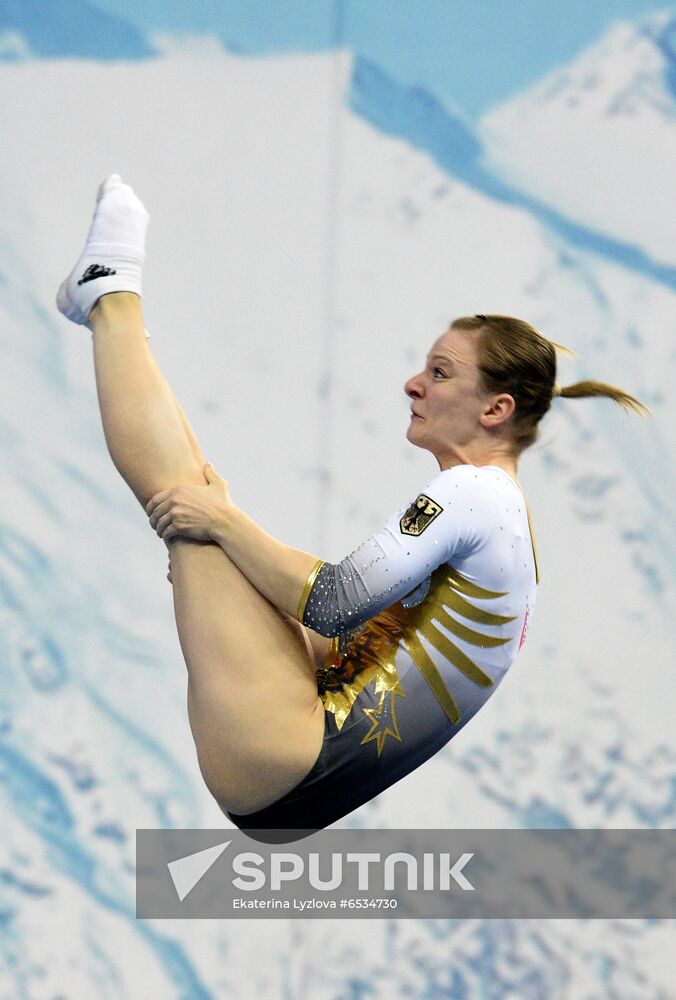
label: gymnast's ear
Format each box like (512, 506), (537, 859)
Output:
(480, 392), (516, 428)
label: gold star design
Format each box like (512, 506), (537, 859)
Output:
(360, 689), (403, 757)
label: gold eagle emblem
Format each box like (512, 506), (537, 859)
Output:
(399, 493), (443, 536)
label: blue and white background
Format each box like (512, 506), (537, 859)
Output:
(1, 1), (675, 996)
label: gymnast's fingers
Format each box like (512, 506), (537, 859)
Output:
(163, 525), (179, 543)
(148, 497), (173, 529)
(146, 490), (170, 518)
(155, 510), (174, 537)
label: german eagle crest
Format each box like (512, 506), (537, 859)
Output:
(399, 493), (443, 536)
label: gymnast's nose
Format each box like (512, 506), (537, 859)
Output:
(405, 370), (425, 399)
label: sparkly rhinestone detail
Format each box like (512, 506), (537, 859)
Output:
(303, 557), (417, 638)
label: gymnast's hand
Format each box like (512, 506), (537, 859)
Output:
(146, 462), (233, 544)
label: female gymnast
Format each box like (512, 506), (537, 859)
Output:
(56, 175), (650, 836)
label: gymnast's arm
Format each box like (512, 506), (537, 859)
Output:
(209, 503), (329, 620)
(209, 464), (496, 636)
(298, 465), (497, 636)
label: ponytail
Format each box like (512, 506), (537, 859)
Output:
(553, 380), (653, 418)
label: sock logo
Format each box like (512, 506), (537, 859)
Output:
(78, 264), (117, 285)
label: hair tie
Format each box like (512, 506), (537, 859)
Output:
(552, 384), (562, 397)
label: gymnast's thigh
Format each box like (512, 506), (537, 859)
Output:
(298, 624), (334, 674)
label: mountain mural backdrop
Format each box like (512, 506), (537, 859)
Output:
(0, 5), (674, 998)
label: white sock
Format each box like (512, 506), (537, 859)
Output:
(56, 174), (150, 326)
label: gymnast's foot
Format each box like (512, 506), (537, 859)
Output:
(56, 173), (149, 327)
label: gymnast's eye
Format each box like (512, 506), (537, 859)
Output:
(432, 367), (447, 378)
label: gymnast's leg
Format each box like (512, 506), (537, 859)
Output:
(57, 174), (326, 814)
(87, 291), (325, 814)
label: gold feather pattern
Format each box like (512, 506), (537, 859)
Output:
(316, 563), (518, 748)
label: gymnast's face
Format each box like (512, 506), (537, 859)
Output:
(404, 325), (495, 467)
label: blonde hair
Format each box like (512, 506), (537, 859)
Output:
(451, 314), (652, 453)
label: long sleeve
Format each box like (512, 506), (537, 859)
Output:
(298, 464), (498, 638)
